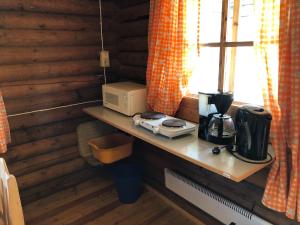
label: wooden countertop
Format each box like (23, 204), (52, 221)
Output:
(83, 106), (274, 182)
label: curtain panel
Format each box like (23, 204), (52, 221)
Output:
(146, 0), (200, 115)
(279, 0), (300, 220)
(0, 90), (10, 153)
(257, 0), (300, 221)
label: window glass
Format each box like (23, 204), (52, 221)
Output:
(188, 47), (220, 94)
(199, 0), (223, 43)
(224, 47), (264, 105)
(226, 0), (255, 42)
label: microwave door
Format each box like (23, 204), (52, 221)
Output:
(104, 92), (121, 111)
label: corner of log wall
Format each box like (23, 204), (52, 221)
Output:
(0, 0), (118, 203)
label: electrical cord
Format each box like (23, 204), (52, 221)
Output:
(98, 0), (107, 84)
(213, 144), (273, 164)
(132, 112), (142, 118)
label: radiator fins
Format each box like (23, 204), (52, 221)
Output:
(164, 168), (272, 225)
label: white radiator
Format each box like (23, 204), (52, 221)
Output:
(165, 169), (272, 225)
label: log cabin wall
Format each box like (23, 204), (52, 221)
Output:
(0, 0), (118, 205)
(114, 1), (297, 224)
(114, 0), (149, 83)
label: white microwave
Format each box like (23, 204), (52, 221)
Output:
(102, 82), (147, 116)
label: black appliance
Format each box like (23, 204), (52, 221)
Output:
(198, 92), (235, 145)
(198, 92), (217, 140)
(235, 105), (272, 160)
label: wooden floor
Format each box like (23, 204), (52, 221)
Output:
(22, 170), (204, 225)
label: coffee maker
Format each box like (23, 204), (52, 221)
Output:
(198, 92), (235, 145)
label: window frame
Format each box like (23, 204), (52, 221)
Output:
(199, 0), (254, 92)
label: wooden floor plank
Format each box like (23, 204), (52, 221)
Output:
(147, 209), (198, 225)
(27, 184), (115, 225)
(20, 167), (97, 205)
(23, 171), (203, 225)
(108, 197), (170, 225)
(24, 175), (113, 222)
(145, 185), (206, 225)
(85, 191), (158, 225)
(139, 208), (172, 225)
(69, 199), (121, 225)
(36, 188), (119, 225)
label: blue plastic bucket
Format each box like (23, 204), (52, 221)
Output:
(112, 162), (142, 204)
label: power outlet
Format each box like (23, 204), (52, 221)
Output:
(100, 50), (110, 67)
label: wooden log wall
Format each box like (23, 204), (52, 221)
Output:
(113, 0), (149, 83)
(115, 1), (297, 224)
(0, 0), (118, 204)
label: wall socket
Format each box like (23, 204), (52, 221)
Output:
(100, 50), (110, 67)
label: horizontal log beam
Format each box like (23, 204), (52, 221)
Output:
(5, 132), (77, 163)
(8, 102), (97, 130)
(0, 46), (98, 65)
(118, 2), (149, 22)
(0, 29), (118, 47)
(2, 59), (100, 82)
(117, 65), (146, 81)
(119, 20), (148, 38)
(0, 46), (119, 65)
(0, 60), (100, 83)
(10, 117), (91, 146)
(2, 75), (99, 86)
(0, 0), (116, 16)
(118, 52), (147, 67)
(0, 11), (99, 31)
(118, 37), (147, 52)
(1, 76), (99, 99)
(5, 88), (99, 115)
(115, 0), (149, 9)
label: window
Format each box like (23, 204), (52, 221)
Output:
(188, 0), (264, 105)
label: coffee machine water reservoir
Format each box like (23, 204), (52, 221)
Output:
(198, 92), (217, 140)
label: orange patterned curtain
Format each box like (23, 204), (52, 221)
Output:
(256, 0), (300, 221)
(0, 90), (10, 153)
(279, 0), (300, 220)
(146, 0), (200, 115)
(254, 0), (286, 213)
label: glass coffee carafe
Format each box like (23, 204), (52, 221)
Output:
(206, 92), (235, 145)
(208, 114), (235, 144)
